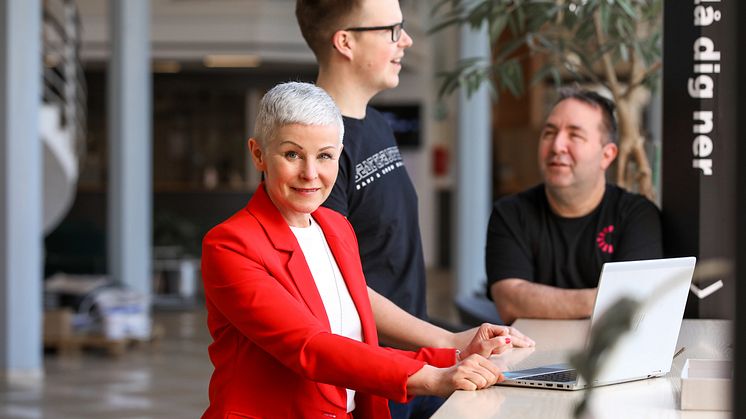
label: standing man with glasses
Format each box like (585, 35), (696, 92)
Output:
(296, 1), (444, 417)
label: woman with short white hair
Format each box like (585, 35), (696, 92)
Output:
(200, 82), (529, 419)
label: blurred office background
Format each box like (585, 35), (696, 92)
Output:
(1, 0), (744, 418)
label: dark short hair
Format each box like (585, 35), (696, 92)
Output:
(554, 87), (618, 144)
(296, 0), (365, 60)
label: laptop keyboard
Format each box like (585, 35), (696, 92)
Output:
(525, 369), (578, 383)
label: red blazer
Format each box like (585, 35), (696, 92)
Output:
(201, 185), (455, 419)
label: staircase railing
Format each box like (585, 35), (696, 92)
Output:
(42, 0), (87, 162)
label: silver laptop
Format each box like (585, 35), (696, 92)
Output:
(498, 256), (696, 390)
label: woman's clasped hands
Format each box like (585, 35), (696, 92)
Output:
(408, 323), (535, 397)
(460, 323), (536, 358)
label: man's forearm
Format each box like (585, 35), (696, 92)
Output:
(367, 287), (453, 350)
(490, 279), (597, 324)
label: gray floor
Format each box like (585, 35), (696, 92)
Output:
(1, 269), (461, 419)
(1, 309), (212, 419)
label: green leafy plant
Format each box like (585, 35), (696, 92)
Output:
(570, 296), (638, 417)
(431, 0), (662, 199)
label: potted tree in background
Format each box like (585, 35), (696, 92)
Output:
(430, 2), (676, 416)
(431, 5), (734, 417)
(431, 0), (662, 199)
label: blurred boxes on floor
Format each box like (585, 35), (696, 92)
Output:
(43, 273), (153, 354)
(93, 287), (151, 340)
(43, 308), (75, 350)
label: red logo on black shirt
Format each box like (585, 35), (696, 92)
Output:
(596, 225), (615, 254)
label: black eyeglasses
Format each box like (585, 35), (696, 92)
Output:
(345, 21), (405, 43)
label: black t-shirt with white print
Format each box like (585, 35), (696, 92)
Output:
(323, 107), (427, 320)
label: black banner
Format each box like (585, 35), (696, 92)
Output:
(734, 2), (746, 416)
(662, 0), (737, 318)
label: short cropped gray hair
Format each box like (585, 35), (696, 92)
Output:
(254, 81), (344, 148)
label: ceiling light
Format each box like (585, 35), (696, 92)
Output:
(152, 60), (181, 73)
(203, 54), (261, 68)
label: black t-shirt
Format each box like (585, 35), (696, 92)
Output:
(322, 107), (427, 319)
(485, 183), (663, 296)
